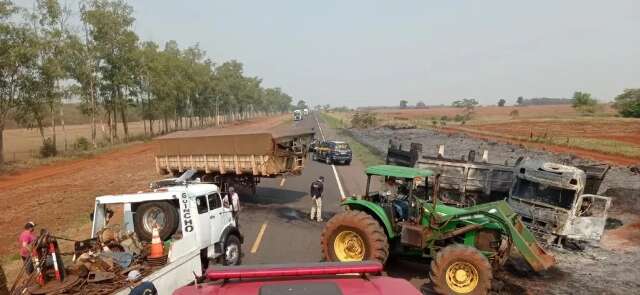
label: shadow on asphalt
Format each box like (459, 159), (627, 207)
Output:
(274, 207), (339, 223)
(384, 257), (435, 294)
(243, 187), (308, 205)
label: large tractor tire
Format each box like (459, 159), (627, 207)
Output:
(134, 201), (179, 241)
(321, 210), (389, 264)
(430, 244), (492, 295)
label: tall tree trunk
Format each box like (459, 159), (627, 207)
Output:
(90, 90), (97, 148)
(107, 108), (113, 144)
(119, 88), (129, 140)
(51, 105), (56, 146)
(120, 104), (128, 141)
(149, 118), (154, 136)
(163, 115), (168, 134)
(112, 98), (118, 142)
(0, 124), (4, 165)
(60, 102), (67, 152)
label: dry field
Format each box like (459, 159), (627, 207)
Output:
(2, 121), (152, 161)
(340, 104), (640, 165)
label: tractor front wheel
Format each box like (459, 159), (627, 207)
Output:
(321, 211), (389, 264)
(430, 244), (492, 295)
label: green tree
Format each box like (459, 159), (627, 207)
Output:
(572, 91), (597, 114)
(452, 98), (478, 110)
(0, 0), (37, 164)
(516, 96), (524, 105)
(296, 100), (307, 109)
(82, 0), (139, 142)
(399, 100), (408, 108)
(498, 99), (506, 107)
(614, 88), (640, 118)
(416, 101), (426, 108)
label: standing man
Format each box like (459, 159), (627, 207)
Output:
(224, 187), (240, 226)
(18, 222), (36, 273)
(310, 176), (325, 222)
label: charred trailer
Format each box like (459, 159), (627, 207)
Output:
(386, 140), (514, 205)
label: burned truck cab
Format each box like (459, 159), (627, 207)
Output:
(508, 159), (611, 244)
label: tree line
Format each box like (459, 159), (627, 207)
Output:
(0, 0), (295, 164)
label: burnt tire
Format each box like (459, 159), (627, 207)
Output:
(321, 210), (389, 264)
(223, 235), (242, 266)
(430, 244), (492, 295)
(134, 201), (179, 241)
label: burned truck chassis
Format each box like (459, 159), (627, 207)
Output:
(386, 139), (612, 245)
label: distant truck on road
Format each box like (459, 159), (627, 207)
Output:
(154, 128), (314, 195)
(293, 110), (303, 121)
(386, 140), (612, 245)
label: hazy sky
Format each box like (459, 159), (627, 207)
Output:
(17, 0), (640, 107)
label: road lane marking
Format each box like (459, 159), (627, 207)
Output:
(250, 222), (268, 254)
(314, 115), (346, 200)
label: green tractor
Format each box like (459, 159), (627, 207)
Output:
(321, 165), (555, 295)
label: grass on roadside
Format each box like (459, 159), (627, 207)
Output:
(320, 112), (384, 167)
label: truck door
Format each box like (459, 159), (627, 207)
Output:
(195, 195), (211, 249)
(566, 194), (611, 241)
(208, 193), (230, 243)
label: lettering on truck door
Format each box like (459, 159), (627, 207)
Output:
(195, 195), (211, 250)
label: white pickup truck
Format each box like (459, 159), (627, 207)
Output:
(89, 180), (242, 294)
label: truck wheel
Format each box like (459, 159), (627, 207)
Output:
(312, 153), (317, 161)
(325, 157), (332, 165)
(430, 244), (492, 295)
(134, 201), (179, 241)
(321, 211), (389, 264)
(223, 235), (242, 266)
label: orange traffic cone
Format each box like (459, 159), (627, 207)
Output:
(149, 226), (164, 258)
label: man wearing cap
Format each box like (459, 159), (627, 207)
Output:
(18, 222), (36, 273)
(310, 177), (325, 222)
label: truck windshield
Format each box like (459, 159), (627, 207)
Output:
(512, 178), (576, 209)
(336, 143), (349, 150)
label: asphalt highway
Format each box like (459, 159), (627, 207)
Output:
(234, 114), (432, 293)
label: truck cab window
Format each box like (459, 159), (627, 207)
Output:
(196, 195), (208, 214)
(208, 194), (222, 210)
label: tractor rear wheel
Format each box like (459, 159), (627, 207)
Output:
(321, 210), (389, 264)
(430, 244), (492, 295)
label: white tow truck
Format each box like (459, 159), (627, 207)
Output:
(88, 176), (242, 294)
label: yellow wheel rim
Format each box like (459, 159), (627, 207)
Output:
(333, 231), (365, 261)
(445, 261), (479, 294)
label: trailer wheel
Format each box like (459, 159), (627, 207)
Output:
(430, 244), (492, 295)
(321, 211), (389, 264)
(223, 235), (242, 266)
(134, 201), (179, 241)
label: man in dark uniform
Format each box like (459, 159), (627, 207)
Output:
(310, 176), (324, 222)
